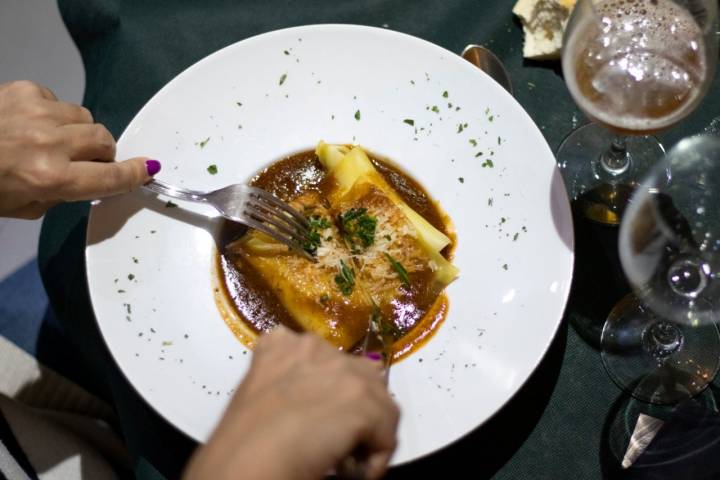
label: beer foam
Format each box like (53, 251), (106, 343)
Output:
(563, 0), (707, 132)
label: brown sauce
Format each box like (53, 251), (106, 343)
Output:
(213, 149), (455, 362)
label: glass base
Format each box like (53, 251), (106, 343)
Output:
(603, 389), (718, 469)
(601, 293), (720, 405)
(556, 123), (665, 225)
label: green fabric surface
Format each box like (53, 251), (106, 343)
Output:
(39, 0), (720, 478)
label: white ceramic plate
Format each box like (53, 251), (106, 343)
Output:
(86, 25), (574, 465)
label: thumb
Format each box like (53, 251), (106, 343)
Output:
(60, 157), (161, 201)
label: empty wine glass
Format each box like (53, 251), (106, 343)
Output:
(601, 136), (720, 404)
(557, 0), (718, 225)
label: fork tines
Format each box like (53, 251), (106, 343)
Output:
(243, 187), (315, 262)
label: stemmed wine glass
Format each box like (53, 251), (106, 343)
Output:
(557, 0), (718, 225)
(601, 136), (720, 404)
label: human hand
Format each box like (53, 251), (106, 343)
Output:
(183, 327), (400, 480)
(0, 80), (160, 218)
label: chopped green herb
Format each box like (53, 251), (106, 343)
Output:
(150, 230), (156, 234)
(283, 50), (290, 55)
(500, 217), (507, 223)
(339, 208), (377, 253)
(334, 260), (356, 296)
(458, 177), (464, 183)
(128, 274), (135, 281)
(431, 105), (440, 113)
(498, 136), (502, 145)
(457, 123), (464, 133)
(442, 90), (449, 98)
(410, 80), (415, 85)
(319, 293), (330, 304)
(354, 110), (361, 121)
(114, 278), (119, 283)
(117, 289), (126, 294)
(384, 234), (392, 241)
(488, 198), (494, 206)
(325, 236), (333, 241)
(488, 115), (494, 122)
(207, 164), (218, 175)
(196, 137), (210, 148)
(475, 151), (484, 157)
(163, 341), (173, 346)
(303, 215), (331, 255)
(165, 201), (178, 208)
(236, 101), (242, 107)
(502, 264), (508, 270)
(469, 139), (478, 147)
(132, 257), (139, 264)
(123, 303), (132, 314)
(279, 73), (287, 85)
(448, 103), (453, 108)
(481, 159), (494, 168)
(403, 119), (415, 126)
(385, 253), (410, 287)
(513, 233), (519, 241)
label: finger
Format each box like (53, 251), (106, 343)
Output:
(6, 80), (56, 100)
(58, 157), (160, 201)
(9, 201), (57, 219)
(58, 124), (116, 161)
(37, 85), (57, 101)
(40, 99), (93, 125)
(366, 451), (394, 480)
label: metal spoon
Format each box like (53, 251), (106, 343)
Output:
(461, 44), (513, 96)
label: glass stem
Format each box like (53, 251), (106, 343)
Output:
(600, 136), (630, 175)
(643, 321), (683, 359)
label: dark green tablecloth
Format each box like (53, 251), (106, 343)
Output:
(39, 0), (720, 478)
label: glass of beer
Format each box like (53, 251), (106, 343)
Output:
(602, 136), (720, 404)
(557, 0), (718, 225)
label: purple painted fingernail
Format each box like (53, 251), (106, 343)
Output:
(365, 352), (382, 361)
(146, 159), (161, 176)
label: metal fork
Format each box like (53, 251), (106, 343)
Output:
(144, 179), (315, 261)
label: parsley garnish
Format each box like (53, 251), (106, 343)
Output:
(385, 253), (410, 287)
(207, 164), (218, 174)
(354, 110), (361, 121)
(279, 73), (287, 85)
(442, 90), (449, 98)
(431, 105), (439, 113)
(339, 208), (377, 253)
(334, 260), (356, 296)
(165, 201), (178, 208)
(403, 119), (415, 126)
(458, 177), (464, 183)
(481, 159), (494, 168)
(128, 274), (135, 281)
(196, 137), (210, 148)
(303, 215), (331, 255)
(319, 293), (330, 304)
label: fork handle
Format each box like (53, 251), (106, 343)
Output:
(144, 179), (208, 203)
